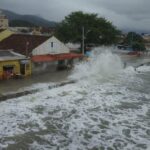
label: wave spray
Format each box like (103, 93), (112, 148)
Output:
(69, 47), (124, 82)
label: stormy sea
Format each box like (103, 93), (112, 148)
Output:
(0, 48), (150, 150)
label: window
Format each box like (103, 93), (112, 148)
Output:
(51, 42), (53, 48)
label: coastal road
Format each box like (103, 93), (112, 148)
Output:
(0, 70), (71, 95)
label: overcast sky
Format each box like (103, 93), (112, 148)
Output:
(0, 0), (150, 32)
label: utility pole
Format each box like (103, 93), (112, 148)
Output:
(82, 26), (85, 55)
(130, 32), (133, 47)
(26, 41), (29, 58)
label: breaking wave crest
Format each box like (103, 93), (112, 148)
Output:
(69, 47), (124, 81)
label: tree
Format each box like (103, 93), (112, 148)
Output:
(132, 42), (146, 51)
(124, 32), (146, 51)
(55, 11), (120, 47)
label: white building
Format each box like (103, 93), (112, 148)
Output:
(32, 36), (70, 55)
(0, 34), (82, 72)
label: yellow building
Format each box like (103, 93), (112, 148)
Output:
(0, 10), (9, 29)
(0, 29), (14, 42)
(0, 50), (31, 80)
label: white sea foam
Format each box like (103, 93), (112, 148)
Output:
(70, 48), (124, 82)
(136, 65), (150, 72)
(0, 47), (150, 150)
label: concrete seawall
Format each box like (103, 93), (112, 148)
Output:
(134, 61), (150, 69)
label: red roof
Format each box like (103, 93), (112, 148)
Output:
(0, 34), (50, 55)
(32, 53), (83, 62)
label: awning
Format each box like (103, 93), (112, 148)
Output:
(31, 53), (83, 63)
(20, 59), (30, 64)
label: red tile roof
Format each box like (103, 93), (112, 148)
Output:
(0, 34), (50, 55)
(32, 53), (83, 62)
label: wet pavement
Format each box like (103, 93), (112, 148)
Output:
(0, 70), (71, 95)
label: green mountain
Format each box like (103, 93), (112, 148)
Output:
(1, 9), (57, 27)
(9, 20), (36, 27)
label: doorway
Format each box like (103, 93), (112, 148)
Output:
(3, 65), (14, 79)
(20, 64), (26, 75)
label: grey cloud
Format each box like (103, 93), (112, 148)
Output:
(0, 0), (150, 32)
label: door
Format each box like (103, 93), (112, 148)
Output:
(20, 64), (26, 75)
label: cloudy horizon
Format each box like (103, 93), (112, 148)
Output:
(0, 0), (150, 33)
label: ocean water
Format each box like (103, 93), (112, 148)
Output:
(0, 48), (150, 150)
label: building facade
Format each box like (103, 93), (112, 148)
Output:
(0, 11), (9, 29)
(32, 36), (70, 55)
(0, 50), (31, 80)
(0, 34), (83, 74)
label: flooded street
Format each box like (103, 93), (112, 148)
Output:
(0, 49), (150, 150)
(0, 70), (71, 95)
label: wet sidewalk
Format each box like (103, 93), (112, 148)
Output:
(0, 70), (71, 95)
